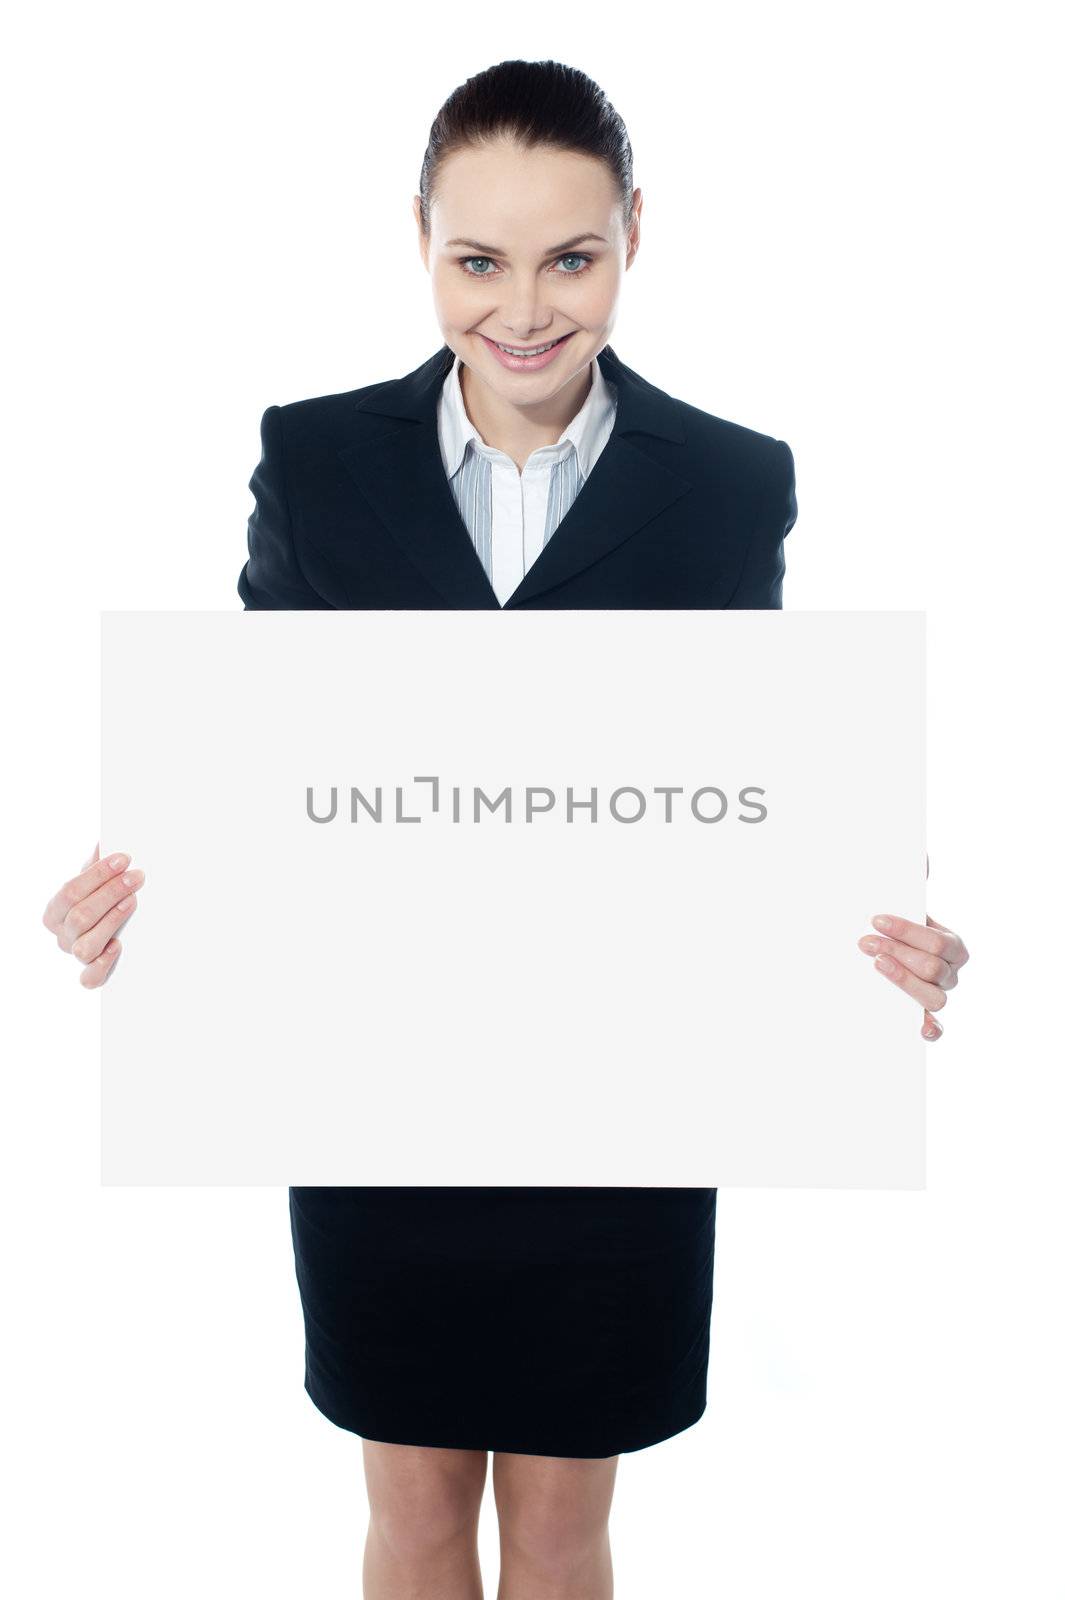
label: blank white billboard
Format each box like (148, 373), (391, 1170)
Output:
(100, 610), (926, 1187)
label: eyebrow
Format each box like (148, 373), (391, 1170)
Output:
(444, 233), (609, 256)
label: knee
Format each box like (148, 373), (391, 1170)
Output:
(500, 1497), (609, 1582)
(369, 1478), (480, 1566)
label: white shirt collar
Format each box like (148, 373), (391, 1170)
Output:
(437, 350), (618, 481)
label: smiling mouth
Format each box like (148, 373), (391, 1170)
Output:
(490, 333), (574, 356)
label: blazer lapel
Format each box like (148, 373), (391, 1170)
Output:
(336, 343), (693, 609)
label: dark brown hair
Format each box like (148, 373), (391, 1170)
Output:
(418, 60), (634, 238)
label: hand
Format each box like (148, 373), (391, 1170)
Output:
(856, 852), (969, 1041)
(42, 841), (146, 989)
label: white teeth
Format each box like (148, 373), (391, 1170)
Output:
(496, 338), (562, 356)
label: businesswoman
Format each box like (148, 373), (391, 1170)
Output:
(44, 58), (970, 1600)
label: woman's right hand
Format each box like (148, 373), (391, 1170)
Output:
(42, 842), (146, 989)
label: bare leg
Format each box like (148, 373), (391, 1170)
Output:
(362, 1440), (489, 1599)
(493, 1452), (620, 1599)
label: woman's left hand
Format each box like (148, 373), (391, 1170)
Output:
(857, 852), (970, 1041)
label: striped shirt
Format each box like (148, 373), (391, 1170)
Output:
(436, 351), (619, 606)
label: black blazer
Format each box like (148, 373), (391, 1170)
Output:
(237, 342), (797, 612)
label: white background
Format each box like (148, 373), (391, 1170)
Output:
(5, 1), (1062, 1595)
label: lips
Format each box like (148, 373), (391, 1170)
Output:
(494, 335), (567, 354)
(480, 330), (577, 372)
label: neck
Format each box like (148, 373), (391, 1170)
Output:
(459, 359), (594, 468)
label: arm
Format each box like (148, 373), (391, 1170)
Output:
(725, 438), (798, 609)
(237, 404), (334, 610)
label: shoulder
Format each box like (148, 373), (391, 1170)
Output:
(659, 395), (796, 532)
(672, 399), (794, 517)
(603, 349), (792, 487)
(659, 374), (792, 479)
(675, 393), (787, 459)
(261, 376), (402, 455)
(634, 370), (797, 559)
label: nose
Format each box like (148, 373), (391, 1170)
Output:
(499, 319), (555, 341)
(497, 278), (558, 341)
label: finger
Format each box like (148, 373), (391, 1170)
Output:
(81, 840), (101, 874)
(43, 850), (134, 938)
(922, 1009), (943, 1042)
(79, 937), (123, 989)
(856, 932), (957, 989)
(70, 891), (139, 966)
(872, 948), (948, 1013)
(927, 913), (970, 969)
(56, 866), (145, 955)
(868, 912), (967, 968)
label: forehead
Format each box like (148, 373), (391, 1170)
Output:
(433, 140), (619, 240)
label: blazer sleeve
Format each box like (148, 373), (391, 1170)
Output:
(237, 404), (334, 610)
(725, 438), (798, 609)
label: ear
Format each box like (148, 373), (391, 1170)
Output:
(412, 195), (429, 269)
(626, 187), (643, 269)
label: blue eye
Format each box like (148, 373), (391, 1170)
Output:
(457, 252), (594, 279)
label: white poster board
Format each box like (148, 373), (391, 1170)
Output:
(100, 610), (926, 1188)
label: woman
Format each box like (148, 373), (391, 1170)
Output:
(43, 59), (970, 1600)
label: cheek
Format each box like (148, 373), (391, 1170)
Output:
(431, 270), (476, 323)
(573, 273), (620, 327)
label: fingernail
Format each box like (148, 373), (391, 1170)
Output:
(923, 1022), (941, 1039)
(859, 936), (880, 953)
(872, 915), (892, 931)
(116, 893), (136, 912)
(874, 953), (896, 974)
(121, 869), (144, 889)
(108, 853), (129, 871)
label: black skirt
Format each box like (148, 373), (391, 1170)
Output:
(288, 1185), (717, 1458)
